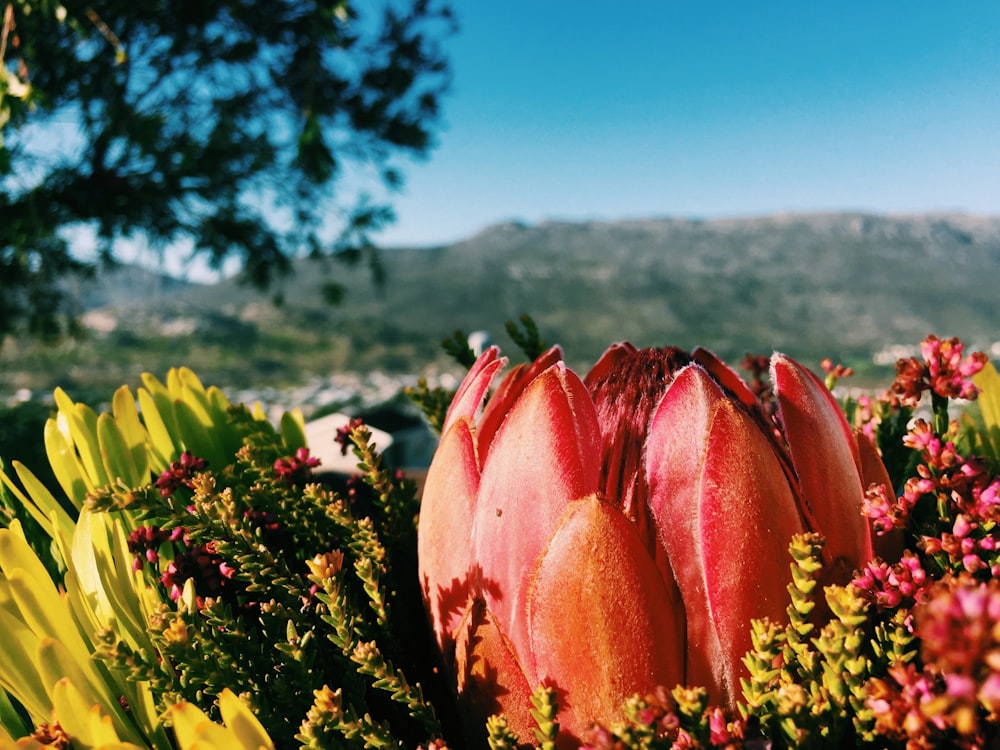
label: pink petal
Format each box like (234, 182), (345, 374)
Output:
(472, 362), (601, 683)
(647, 367), (804, 706)
(477, 345), (564, 456)
(692, 346), (758, 408)
(442, 347), (507, 436)
(417, 417), (481, 657)
(645, 364), (725, 479)
(771, 353), (872, 579)
(528, 495), (684, 744)
(453, 597), (535, 745)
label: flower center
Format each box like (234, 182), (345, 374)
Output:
(587, 346), (693, 529)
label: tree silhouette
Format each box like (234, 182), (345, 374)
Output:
(0, 0), (455, 340)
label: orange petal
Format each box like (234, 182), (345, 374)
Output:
(477, 345), (564, 456)
(472, 362), (601, 683)
(771, 353), (872, 578)
(418, 417), (481, 656)
(528, 495), (684, 744)
(647, 367), (803, 706)
(454, 597), (535, 746)
(442, 346), (507, 435)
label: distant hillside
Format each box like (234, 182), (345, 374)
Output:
(66, 263), (197, 311)
(4, 212), (999, 395)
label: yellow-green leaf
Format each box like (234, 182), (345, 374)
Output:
(51, 676), (123, 746)
(170, 701), (234, 749)
(280, 409), (307, 452)
(975, 361), (1000, 431)
(174, 400), (226, 470)
(141, 374), (184, 450)
(0, 525), (62, 613)
(112, 386), (151, 481)
(219, 689), (274, 750)
(0, 607), (50, 723)
(11, 462), (75, 544)
(206, 385), (233, 424)
(53, 390), (109, 488)
(44, 416), (90, 511)
(35, 637), (134, 743)
(0, 468), (54, 539)
(137, 388), (176, 473)
(6, 569), (94, 680)
(97, 414), (142, 489)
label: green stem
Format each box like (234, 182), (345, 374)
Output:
(930, 391), (950, 436)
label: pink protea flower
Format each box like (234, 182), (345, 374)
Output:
(418, 343), (888, 745)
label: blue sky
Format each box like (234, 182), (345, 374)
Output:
(375, 2), (1000, 247)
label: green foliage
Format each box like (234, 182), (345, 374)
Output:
(405, 378), (452, 435)
(0, 0), (455, 340)
(506, 314), (547, 361)
(529, 685), (559, 749)
(441, 329), (478, 369)
(0, 367), (449, 748)
(2, 337), (999, 748)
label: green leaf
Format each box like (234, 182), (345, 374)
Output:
(44, 414), (91, 510)
(35, 637), (135, 743)
(0, 605), (50, 723)
(173, 399), (226, 469)
(53, 389), (110, 488)
(11, 460), (76, 543)
(112, 386), (151, 481)
(137, 387), (177, 473)
(97, 413), (142, 488)
(0, 684), (29, 738)
(280, 409), (308, 452)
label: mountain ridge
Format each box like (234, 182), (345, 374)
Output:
(5, 211), (998, 395)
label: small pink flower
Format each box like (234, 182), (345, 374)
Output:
(273, 447), (321, 485)
(156, 452), (207, 497)
(893, 335), (987, 405)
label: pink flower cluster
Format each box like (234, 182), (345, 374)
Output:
(335, 417), (365, 456)
(860, 413), (1000, 580)
(160, 541), (235, 603)
(892, 335), (988, 406)
(820, 357), (854, 389)
(273, 447), (320, 485)
(866, 575), (1000, 747)
(580, 686), (747, 750)
(853, 550), (930, 611)
(127, 525), (185, 571)
(127, 524), (234, 603)
(155, 451), (207, 497)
